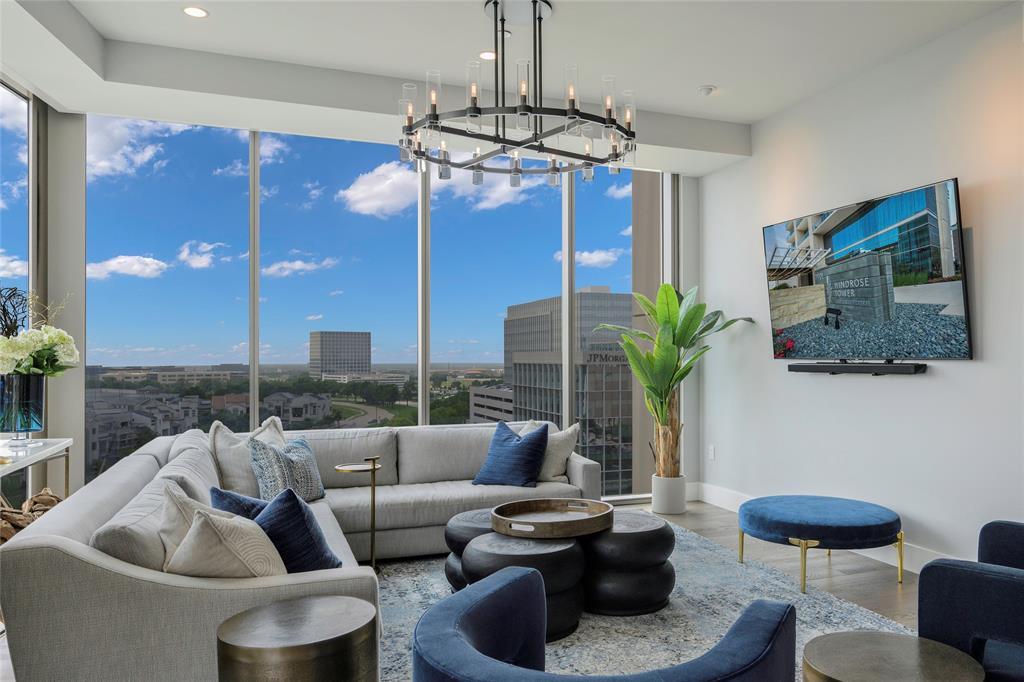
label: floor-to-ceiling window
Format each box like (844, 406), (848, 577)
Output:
(259, 134), (418, 429)
(429, 159), (561, 425)
(0, 83), (30, 503)
(575, 167), (634, 496)
(85, 117), (250, 480)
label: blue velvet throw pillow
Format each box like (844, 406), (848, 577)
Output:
(250, 488), (343, 573)
(249, 437), (325, 503)
(210, 487), (269, 519)
(473, 421), (548, 487)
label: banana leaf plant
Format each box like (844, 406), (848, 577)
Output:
(596, 283), (751, 479)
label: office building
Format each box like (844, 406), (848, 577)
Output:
(308, 331), (371, 379)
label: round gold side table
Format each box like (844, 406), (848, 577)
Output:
(217, 595), (377, 682)
(803, 631), (984, 682)
(335, 456), (381, 571)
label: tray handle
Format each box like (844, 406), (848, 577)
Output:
(567, 501), (590, 510)
(509, 522), (535, 532)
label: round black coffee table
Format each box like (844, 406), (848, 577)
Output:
(444, 508), (494, 592)
(581, 510), (675, 616)
(461, 532), (585, 642)
(217, 595), (377, 681)
(803, 632), (984, 681)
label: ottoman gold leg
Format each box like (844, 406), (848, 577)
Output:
(895, 531), (904, 584)
(789, 538), (820, 593)
(738, 529), (745, 564)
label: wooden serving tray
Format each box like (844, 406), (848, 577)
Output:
(491, 498), (614, 538)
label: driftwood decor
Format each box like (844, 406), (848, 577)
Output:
(0, 487), (62, 544)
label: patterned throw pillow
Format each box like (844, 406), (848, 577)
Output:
(249, 438), (325, 502)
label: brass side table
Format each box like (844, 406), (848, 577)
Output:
(803, 632), (984, 681)
(217, 595), (377, 682)
(335, 456), (381, 572)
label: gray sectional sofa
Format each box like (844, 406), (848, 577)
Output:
(0, 420), (599, 681)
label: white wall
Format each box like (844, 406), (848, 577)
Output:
(698, 5), (1023, 571)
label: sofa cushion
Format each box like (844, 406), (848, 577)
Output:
(211, 487), (268, 518)
(164, 510), (286, 578)
(473, 422), (548, 487)
(156, 431), (221, 505)
(253, 489), (344, 573)
(286, 427), (398, 488)
(211, 488), (356, 569)
(397, 425), (498, 485)
(325, 479), (582, 534)
(90, 478), (172, 571)
(159, 481), (234, 567)
(209, 416), (285, 497)
(516, 421), (576, 483)
(250, 438), (325, 502)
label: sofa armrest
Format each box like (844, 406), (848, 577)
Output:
(0, 535), (378, 682)
(919, 558), (1024, 661)
(566, 453), (601, 500)
(979, 521), (1024, 570)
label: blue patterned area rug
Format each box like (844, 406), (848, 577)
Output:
(377, 519), (912, 680)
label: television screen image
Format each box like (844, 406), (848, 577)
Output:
(762, 179), (972, 360)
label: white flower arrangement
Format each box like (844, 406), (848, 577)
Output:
(0, 325), (80, 377)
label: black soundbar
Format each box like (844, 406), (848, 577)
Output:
(788, 361), (927, 376)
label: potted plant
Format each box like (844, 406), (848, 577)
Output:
(597, 284), (750, 514)
(0, 289), (79, 448)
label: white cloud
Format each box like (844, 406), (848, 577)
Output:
(305, 314), (324, 321)
(328, 289), (344, 297)
(87, 255), (169, 280)
(0, 249), (28, 278)
(0, 176), (27, 210)
(86, 116), (192, 181)
(213, 159), (246, 177)
(447, 338), (480, 344)
(605, 182), (632, 200)
(177, 241), (227, 269)
(260, 185), (279, 201)
(261, 257), (339, 278)
(553, 247), (628, 268)
(0, 90), (27, 137)
(620, 224), (633, 237)
(335, 157), (548, 219)
(16, 145), (27, 166)
(336, 161), (419, 218)
(238, 251), (250, 260)
(289, 248), (315, 257)
(301, 180), (325, 209)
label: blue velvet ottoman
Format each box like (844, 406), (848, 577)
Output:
(738, 495), (904, 593)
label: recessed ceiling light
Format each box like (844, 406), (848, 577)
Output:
(183, 6), (209, 18)
(479, 50), (497, 61)
(697, 84), (718, 97)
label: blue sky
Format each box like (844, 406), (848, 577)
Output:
(2, 99), (632, 366)
(0, 86), (29, 297)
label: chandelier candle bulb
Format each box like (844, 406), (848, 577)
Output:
(426, 70), (442, 118)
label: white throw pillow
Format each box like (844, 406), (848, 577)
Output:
(518, 420), (578, 483)
(158, 480), (234, 568)
(164, 510), (286, 578)
(209, 416), (285, 497)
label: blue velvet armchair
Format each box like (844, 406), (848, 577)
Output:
(412, 566), (796, 682)
(919, 520), (1024, 682)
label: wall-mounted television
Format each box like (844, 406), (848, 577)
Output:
(762, 178), (972, 360)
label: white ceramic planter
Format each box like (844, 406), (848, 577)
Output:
(651, 474), (687, 514)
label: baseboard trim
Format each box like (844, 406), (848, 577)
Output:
(690, 482), (954, 575)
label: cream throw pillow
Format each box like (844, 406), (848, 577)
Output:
(158, 480), (234, 568)
(164, 510), (286, 578)
(518, 420), (578, 483)
(210, 416), (285, 497)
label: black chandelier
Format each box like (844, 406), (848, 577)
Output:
(398, 0), (637, 187)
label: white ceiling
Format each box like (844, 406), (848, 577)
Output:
(69, 0), (1006, 124)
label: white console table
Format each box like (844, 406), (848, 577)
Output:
(0, 438), (73, 508)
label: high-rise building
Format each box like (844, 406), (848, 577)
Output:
(470, 286), (634, 496)
(308, 331), (372, 379)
